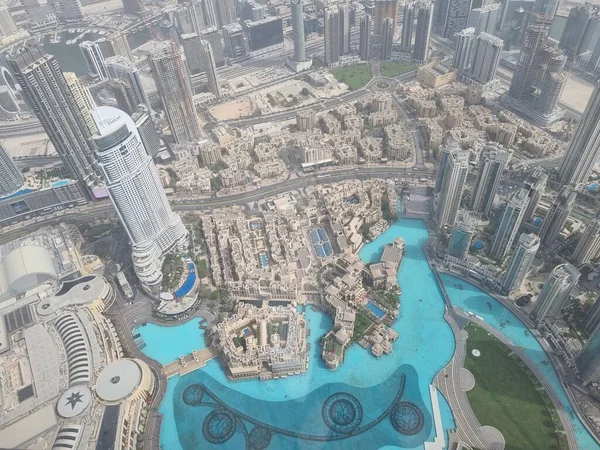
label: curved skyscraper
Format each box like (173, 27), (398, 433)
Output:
(576, 325), (600, 385)
(92, 106), (188, 292)
(0, 142), (23, 197)
(532, 263), (580, 322)
(502, 233), (540, 295)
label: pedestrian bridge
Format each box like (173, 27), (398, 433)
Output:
(163, 347), (218, 379)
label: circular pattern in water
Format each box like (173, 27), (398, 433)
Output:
(202, 409), (236, 444)
(390, 401), (424, 436)
(322, 392), (363, 434)
(182, 384), (205, 406)
(248, 426), (272, 450)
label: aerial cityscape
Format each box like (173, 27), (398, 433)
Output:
(2, 0), (600, 449)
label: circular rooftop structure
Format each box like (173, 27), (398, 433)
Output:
(57, 386), (92, 418)
(95, 359), (143, 404)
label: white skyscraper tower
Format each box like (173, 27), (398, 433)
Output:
(79, 41), (107, 80)
(435, 144), (469, 229)
(502, 233), (540, 294)
(469, 33), (503, 84)
(559, 85), (600, 187)
(572, 214), (600, 265)
(471, 144), (508, 216)
(490, 188), (530, 260)
(92, 106), (188, 292)
(200, 40), (222, 98)
(324, 6), (341, 66)
(533, 263), (580, 322)
(452, 28), (475, 71)
(288, 0), (312, 72)
(0, 142), (23, 197)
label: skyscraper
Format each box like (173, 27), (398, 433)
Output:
(215, 0), (236, 27)
(469, 32), (503, 84)
(324, 6), (341, 66)
(533, 263), (580, 321)
(434, 0), (450, 34)
(444, 0), (473, 38)
(359, 14), (373, 60)
(132, 105), (161, 158)
(576, 325), (600, 385)
(190, 0), (207, 33)
(382, 17), (395, 60)
(448, 212), (475, 259)
(572, 214), (600, 265)
(558, 85), (600, 187)
(7, 45), (99, 188)
(471, 144), (508, 215)
(201, 0), (218, 28)
(105, 55), (151, 111)
(401, 2), (415, 53)
(147, 41), (202, 144)
(121, 0), (144, 16)
(584, 296), (600, 334)
(531, 0), (559, 23)
(508, 24), (568, 125)
(502, 233), (540, 294)
(200, 27), (225, 67)
(63, 72), (97, 136)
(106, 33), (134, 61)
(413, 1), (434, 61)
(289, 0), (312, 71)
(539, 185), (577, 244)
(0, 6), (18, 36)
(559, 4), (591, 59)
(92, 106), (188, 292)
(522, 167), (548, 224)
(339, 4), (351, 55)
(374, 0), (399, 35)
(181, 33), (205, 74)
(200, 39), (222, 98)
(79, 41), (107, 80)
(467, 2), (500, 35)
(435, 145), (469, 229)
(0, 142), (23, 197)
(490, 188), (529, 260)
(452, 27), (475, 71)
(53, 0), (84, 23)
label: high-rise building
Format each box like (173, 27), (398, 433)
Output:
(359, 14), (373, 60)
(452, 27), (475, 71)
(181, 33), (205, 74)
(324, 6), (341, 66)
(374, 0), (399, 35)
(105, 55), (151, 111)
(200, 27), (225, 67)
(508, 24), (568, 125)
(174, 5), (198, 34)
(0, 6), (18, 36)
(444, 0), (473, 38)
(381, 17), (395, 60)
(502, 233), (540, 294)
(289, 0), (312, 71)
(147, 41), (202, 144)
(531, 0), (559, 23)
(215, 0), (236, 27)
(79, 41), (107, 80)
(559, 85), (600, 187)
(190, 0), (207, 33)
(200, 39), (222, 98)
(434, 0), (450, 34)
(132, 105), (161, 158)
(467, 2), (500, 35)
(401, 2), (415, 52)
(577, 325), (600, 385)
(532, 263), (580, 321)
(0, 142), (23, 197)
(53, 0), (83, 23)
(413, 1), (434, 61)
(469, 32), (503, 84)
(522, 167), (548, 224)
(435, 145), (469, 229)
(559, 4), (591, 59)
(92, 106), (188, 292)
(201, 0), (218, 28)
(223, 23), (246, 58)
(121, 0), (144, 16)
(489, 188), (529, 260)
(471, 144), (508, 215)
(63, 72), (97, 136)
(22, 0), (58, 32)
(584, 296), (600, 334)
(448, 212), (474, 259)
(106, 33), (134, 61)
(539, 185), (577, 244)
(572, 214), (600, 265)
(340, 4), (351, 55)
(7, 45), (99, 188)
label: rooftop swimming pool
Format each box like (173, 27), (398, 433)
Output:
(135, 210), (600, 450)
(174, 262), (196, 298)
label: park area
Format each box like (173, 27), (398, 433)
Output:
(464, 323), (566, 450)
(329, 64), (373, 90)
(380, 62), (418, 78)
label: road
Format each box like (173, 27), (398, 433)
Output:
(392, 93), (427, 168)
(0, 166), (433, 244)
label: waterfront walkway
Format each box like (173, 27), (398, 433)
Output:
(163, 347), (218, 378)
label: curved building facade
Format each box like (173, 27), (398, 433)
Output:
(576, 326), (600, 385)
(92, 106), (187, 291)
(0, 142), (23, 197)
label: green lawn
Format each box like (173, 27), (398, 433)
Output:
(380, 62), (418, 78)
(329, 64), (373, 90)
(464, 324), (563, 450)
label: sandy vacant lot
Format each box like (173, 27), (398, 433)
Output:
(561, 73), (594, 114)
(210, 97), (255, 121)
